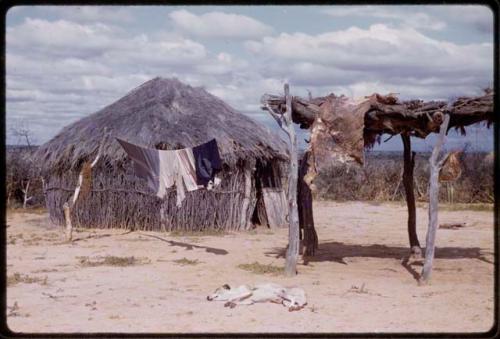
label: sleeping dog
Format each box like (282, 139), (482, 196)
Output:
(207, 283), (307, 311)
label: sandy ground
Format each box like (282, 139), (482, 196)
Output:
(6, 201), (495, 334)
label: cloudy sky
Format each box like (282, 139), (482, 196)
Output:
(6, 5), (494, 151)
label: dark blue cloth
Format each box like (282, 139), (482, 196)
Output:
(192, 139), (222, 186)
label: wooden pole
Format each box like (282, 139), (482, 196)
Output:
(239, 164), (253, 230)
(21, 180), (32, 209)
(401, 134), (421, 258)
(298, 150), (318, 257)
(420, 113), (450, 283)
(63, 202), (73, 241)
(263, 84), (300, 276)
(283, 84), (300, 276)
(63, 127), (109, 242)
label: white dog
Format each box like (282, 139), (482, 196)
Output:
(206, 283), (307, 311)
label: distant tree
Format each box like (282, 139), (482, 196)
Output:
(7, 121), (43, 209)
(10, 119), (36, 148)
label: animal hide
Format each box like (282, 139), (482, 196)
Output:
(304, 94), (372, 189)
(439, 151), (463, 182)
(303, 93), (404, 190)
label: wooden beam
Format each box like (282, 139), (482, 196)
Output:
(261, 91), (493, 138)
(420, 114), (451, 284)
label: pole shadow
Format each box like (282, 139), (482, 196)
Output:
(266, 241), (492, 281)
(137, 232), (228, 255)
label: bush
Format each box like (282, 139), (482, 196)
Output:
(313, 151), (493, 203)
(6, 146), (45, 209)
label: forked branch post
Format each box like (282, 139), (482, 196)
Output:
(420, 113), (451, 283)
(263, 84), (300, 276)
(63, 127), (109, 241)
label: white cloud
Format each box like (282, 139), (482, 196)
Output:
(245, 24), (493, 99)
(5, 7), (494, 148)
(323, 6), (446, 31)
(7, 18), (119, 58)
(428, 5), (493, 33)
(6, 16), (262, 144)
(44, 6), (135, 23)
(322, 5), (493, 35)
(169, 9), (273, 39)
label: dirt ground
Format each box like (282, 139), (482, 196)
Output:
(6, 201), (495, 334)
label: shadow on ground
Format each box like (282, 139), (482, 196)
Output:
(266, 241), (493, 265)
(137, 233), (228, 255)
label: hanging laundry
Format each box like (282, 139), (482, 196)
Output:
(175, 148), (200, 191)
(192, 138), (223, 186)
(116, 138), (164, 194)
(117, 138), (222, 207)
(117, 138), (184, 205)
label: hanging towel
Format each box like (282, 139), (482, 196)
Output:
(175, 148), (201, 191)
(192, 138), (222, 186)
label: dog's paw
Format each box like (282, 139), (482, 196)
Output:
(288, 305), (305, 312)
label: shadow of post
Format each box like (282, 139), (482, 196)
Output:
(138, 232), (228, 255)
(266, 241), (492, 280)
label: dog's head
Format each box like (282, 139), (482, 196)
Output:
(283, 297), (307, 311)
(281, 288), (307, 311)
(206, 284), (231, 301)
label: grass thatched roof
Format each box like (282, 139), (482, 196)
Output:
(35, 77), (288, 174)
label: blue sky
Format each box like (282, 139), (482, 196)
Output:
(6, 5), (494, 151)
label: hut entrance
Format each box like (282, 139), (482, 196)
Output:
(252, 160), (288, 228)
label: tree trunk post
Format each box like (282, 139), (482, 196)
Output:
(262, 84), (300, 276)
(63, 202), (73, 241)
(239, 163), (253, 230)
(63, 127), (108, 242)
(420, 113), (450, 284)
(284, 84), (300, 277)
(401, 134), (421, 259)
(298, 150), (318, 258)
(22, 180), (32, 209)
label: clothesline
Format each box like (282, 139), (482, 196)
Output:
(117, 138), (223, 207)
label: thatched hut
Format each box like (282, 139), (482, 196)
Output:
(35, 77), (289, 231)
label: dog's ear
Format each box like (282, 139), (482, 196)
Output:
(222, 284), (231, 290)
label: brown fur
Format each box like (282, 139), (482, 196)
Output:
(439, 151), (462, 182)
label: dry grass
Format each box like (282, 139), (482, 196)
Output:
(172, 257), (200, 266)
(169, 229), (228, 237)
(237, 261), (284, 275)
(315, 151), (493, 204)
(77, 256), (150, 267)
(7, 234), (23, 245)
(7, 273), (48, 287)
(439, 203), (493, 212)
(7, 207), (48, 215)
(348, 283), (368, 294)
(32, 268), (58, 273)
